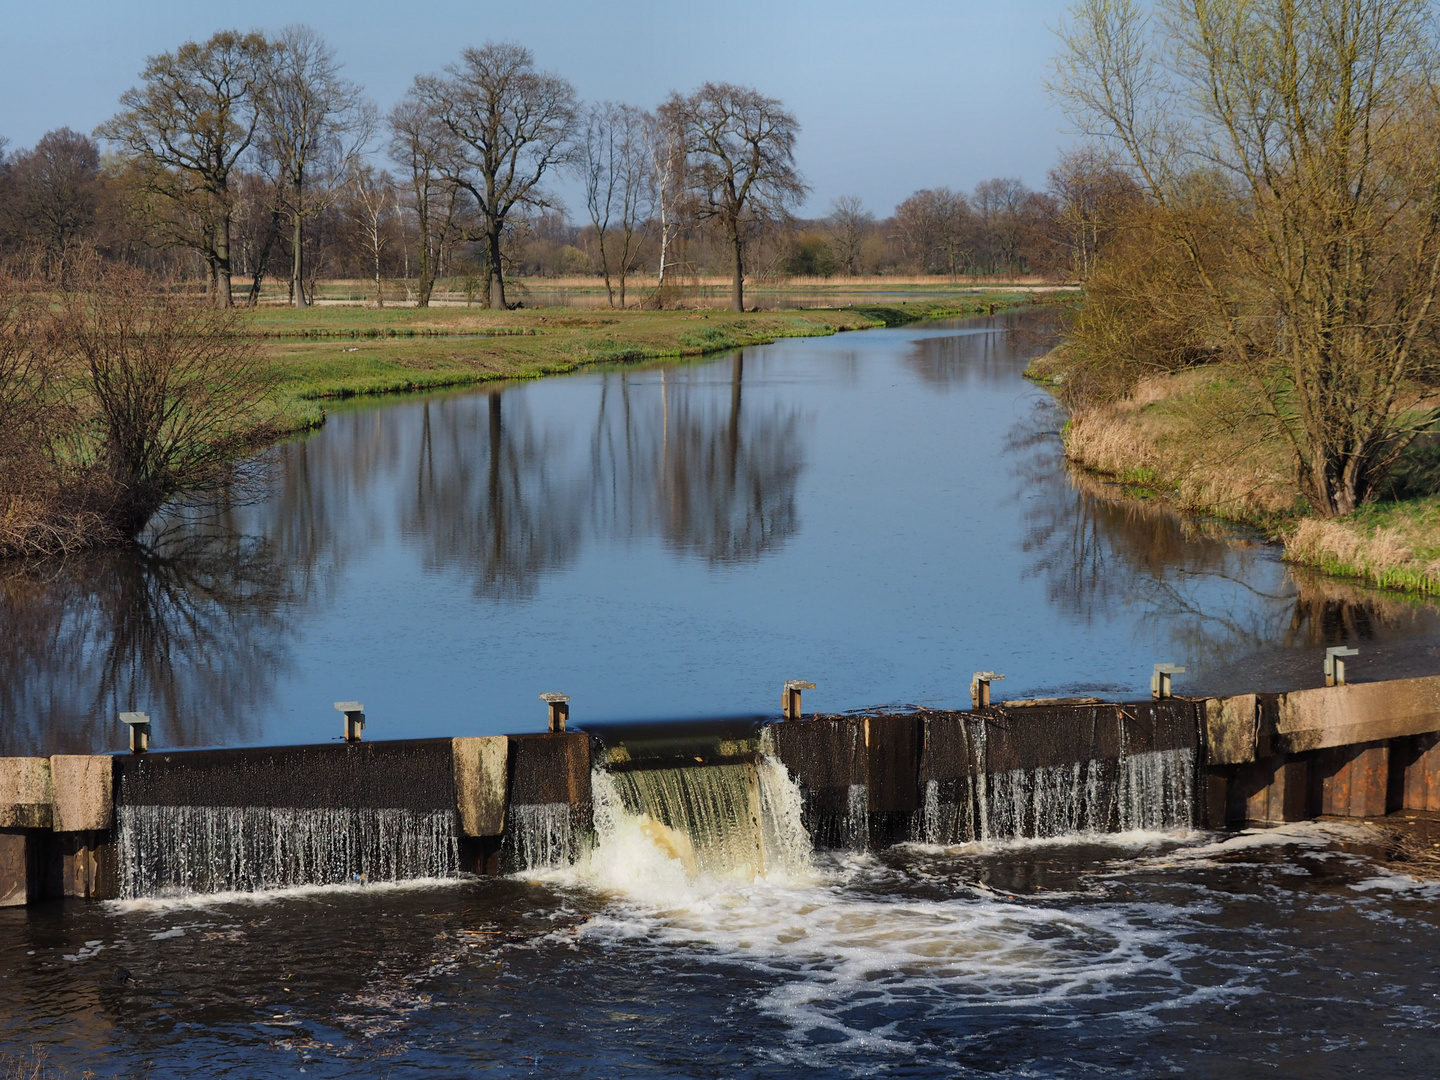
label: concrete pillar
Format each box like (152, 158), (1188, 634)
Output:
(49, 755), (114, 833)
(0, 758), (54, 829)
(1400, 733), (1440, 812)
(1313, 742), (1389, 818)
(452, 737), (509, 837)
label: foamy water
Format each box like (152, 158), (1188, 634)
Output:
(512, 756), (1231, 1066)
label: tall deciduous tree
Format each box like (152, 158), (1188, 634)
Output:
(389, 97), (468, 307)
(1056, 0), (1440, 516)
(1045, 145), (1137, 280)
(2, 129), (101, 251)
(826, 195), (873, 277)
(256, 25), (374, 309)
(415, 42), (578, 309)
(97, 31), (271, 307)
(581, 102), (652, 308)
(894, 187), (971, 276)
(662, 83), (806, 312)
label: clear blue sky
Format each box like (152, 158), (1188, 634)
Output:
(0, 0), (1076, 218)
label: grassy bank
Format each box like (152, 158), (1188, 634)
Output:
(1026, 347), (1440, 596)
(259, 296), (1021, 434)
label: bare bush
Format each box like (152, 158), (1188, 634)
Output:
(57, 263), (276, 534)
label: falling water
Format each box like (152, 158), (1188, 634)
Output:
(506, 803), (586, 872)
(115, 805), (460, 899)
(917, 747), (1196, 845)
(589, 753), (812, 881)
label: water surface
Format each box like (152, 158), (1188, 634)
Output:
(4, 313), (1439, 755)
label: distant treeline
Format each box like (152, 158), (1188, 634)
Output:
(0, 28), (1129, 313)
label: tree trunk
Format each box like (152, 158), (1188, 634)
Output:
(488, 226), (507, 309)
(292, 184), (307, 309)
(215, 217), (234, 308)
(729, 226), (744, 313)
(247, 209), (283, 308)
(596, 226), (614, 307)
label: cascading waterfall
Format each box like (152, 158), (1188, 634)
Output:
(587, 753), (812, 881)
(115, 805), (460, 899)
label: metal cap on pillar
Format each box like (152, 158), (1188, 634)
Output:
(540, 693), (569, 733)
(1325, 646), (1359, 687)
(119, 712), (151, 754)
(783, 680), (815, 721)
(334, 701), (365, 742)
(1151, 663), (1186, 700)
(970, 672), (1005, 709)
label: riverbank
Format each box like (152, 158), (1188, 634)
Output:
(1026, 347), (1440, 596)
(259, 296), (1023, 435)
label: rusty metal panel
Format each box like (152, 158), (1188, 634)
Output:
(1401, 733), (1440, 812)
(1230, 755), (1309, 823)
(508, 733), (591, 809)
(1313, 743), (1389, 818)
(863, 715), (920, 814)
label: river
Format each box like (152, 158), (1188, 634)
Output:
(4, 313), (1440, 1076)
(4, 313), (1438, 756)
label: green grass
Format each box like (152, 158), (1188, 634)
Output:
(257, 296), (1026, 437)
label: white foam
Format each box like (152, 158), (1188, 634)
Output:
(103, 875), (473, 914)
(521, 757), (1219, 1066)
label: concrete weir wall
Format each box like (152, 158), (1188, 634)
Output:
(6, 674), (1440, 903)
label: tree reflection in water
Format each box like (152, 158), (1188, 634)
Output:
(1010, 397), (1440, 692)
(403, 353), (805, 595)
(0, 523), (304, 756)
(0, 352), (807, 752)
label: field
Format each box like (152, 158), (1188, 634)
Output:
(253, 291), (1032, 434)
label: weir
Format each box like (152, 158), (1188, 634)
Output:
(6, 674), (1440, 903)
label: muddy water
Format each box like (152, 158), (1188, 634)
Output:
(4, 312), (1438, 756)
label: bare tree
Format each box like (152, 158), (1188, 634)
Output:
(256, 25), (374, 309)
(1, 129), (101, 251)
(581, 102), (653, 307)
(661, 83), (806, 312)
(826, 195), (873, 276)
(647, 109), (685, 293)
(1054, 0), (1440, 516)
(894, 187), (971, 276)
(97, 31), (272, 307)
(415, 42), (578, 309)
(344, 164), (395, 306)
(388, 96), (468, 307)
(972, 178), (1031, 275)
(1045, 145), (1137, 280)
(58, 262), (275, 535)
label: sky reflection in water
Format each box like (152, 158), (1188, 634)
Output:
(4, 313), (1439, 755)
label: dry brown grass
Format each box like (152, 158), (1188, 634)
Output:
(1063, 366), (1297, 518)
(1285, 514), (1440, 593)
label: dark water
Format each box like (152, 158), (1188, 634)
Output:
(5, 312), (1439, 757)
(8, 313), (1440, 1076)
(5, 827), (1439, 1077)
